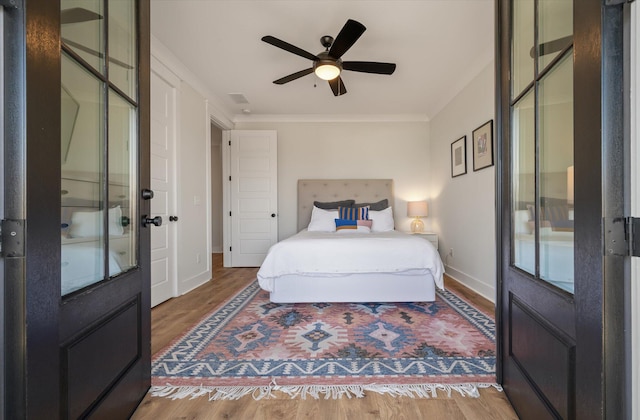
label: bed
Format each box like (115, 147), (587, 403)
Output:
(256, 179), (444, 303)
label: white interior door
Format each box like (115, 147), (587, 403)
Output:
(150, 60), (178, 307)
(230, 130), (277, 267)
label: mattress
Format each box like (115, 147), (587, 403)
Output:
(257, 229), (445, 293)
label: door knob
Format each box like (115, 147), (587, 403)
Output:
(271, 213), (276, 217)
(169, 216), (179, 222)
(141, 189), (154, 200)
(142, 215), (162, 227)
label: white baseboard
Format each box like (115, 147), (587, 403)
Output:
(444, 265), (496, 304)
(178, 271), (211, 296)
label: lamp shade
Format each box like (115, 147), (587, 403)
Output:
(407, 201), (428, 218)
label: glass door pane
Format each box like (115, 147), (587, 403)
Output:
(538, 0), (573, 71)
(61, 53), (105, 296)
(510, 0), (574, 294)
(61, 0), (138, 295)
(61, 0), (105, 74)
(108, 90), (138, 275)
(512, 0), (534, 99)
(109, 0), (137, 100)
(539, 53), (574, 293)
(512, 91), (535, 275)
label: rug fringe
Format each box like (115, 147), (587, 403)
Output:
(149, 382), (503, 401)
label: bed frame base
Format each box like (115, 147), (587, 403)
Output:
(269, 273), (437, 303)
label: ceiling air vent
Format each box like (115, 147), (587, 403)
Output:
(228, 93), (250, 104)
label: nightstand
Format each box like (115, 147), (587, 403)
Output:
(411, 232), (438, 250)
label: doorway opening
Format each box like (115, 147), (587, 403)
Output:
(210, 123), (224, 259)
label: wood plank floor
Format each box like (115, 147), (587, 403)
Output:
(131, 254), (518, 420)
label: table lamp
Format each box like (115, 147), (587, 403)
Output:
(407, 201), (428, 233)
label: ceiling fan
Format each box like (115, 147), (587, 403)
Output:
(261, 19), (396, 96)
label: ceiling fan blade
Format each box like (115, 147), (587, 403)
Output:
(343, 61), (396, 75)
(328, 19), (366, 59)
(273, 68), (314, 84)
(261, 36), (318, 61)
(62, 38), (133, 70)
(328, 76), (347, 96)
(61, 7), (103, 24)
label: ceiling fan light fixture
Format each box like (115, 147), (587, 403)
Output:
(314, 64), (340, 80)
(314, 61), (341, 81)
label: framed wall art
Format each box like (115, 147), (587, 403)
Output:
(472, 120), (494, 171)
(451, 136), (467, 178)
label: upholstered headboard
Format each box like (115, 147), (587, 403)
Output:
(297, 179), (394, 231)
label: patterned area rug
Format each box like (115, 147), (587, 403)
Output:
(151, 280), (499, 401)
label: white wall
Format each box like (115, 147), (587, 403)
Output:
(429, 61), (496, 302)
(234, 120), (431, 240)
(176, 82), (212, 294)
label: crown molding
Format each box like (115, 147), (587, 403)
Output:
(232, 113), (430, 124)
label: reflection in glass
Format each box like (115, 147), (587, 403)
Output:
(109, 90), (138, 275)
(109, 0), (137, 100)
(61, 0), (104, 74)
(539, 53), (574, 293)
(511, 0), (534, 99)
(61, 85), (80, 163)
(61, 53), (105, 296)
(538, 0), (573, 71)
(512, 91), (536, 276)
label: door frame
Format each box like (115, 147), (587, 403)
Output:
(495, 0), (631, 418)
(3, 1), (61, 416)
(632, 3), (639, 417)
(0, 5), (5, 416)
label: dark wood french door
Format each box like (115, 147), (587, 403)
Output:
(2, 0), (151, 417)
(496, 0), (630, 418)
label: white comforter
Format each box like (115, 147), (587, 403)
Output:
(257, 229), (444, 292)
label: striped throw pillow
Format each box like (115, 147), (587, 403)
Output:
(338, 206), (369, 220)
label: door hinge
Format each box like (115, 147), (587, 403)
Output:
(0, 219), (26, 258)
(229, 211), (232, 216)
(604, 217), (640, 257)
(0, 0), (19, 9)
(229, 246), (232, 252)
(229, 176), (231, 181)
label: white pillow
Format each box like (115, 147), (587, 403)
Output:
(69, 206), (124, 238)
(514, 210), (531, 234)
(369, 206), (395, 232)
(307, 206), (339, 232)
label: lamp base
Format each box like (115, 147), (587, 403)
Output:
(410, 218), (425, 233)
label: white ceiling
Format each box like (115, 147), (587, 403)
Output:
(150, 1), (495, 121)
